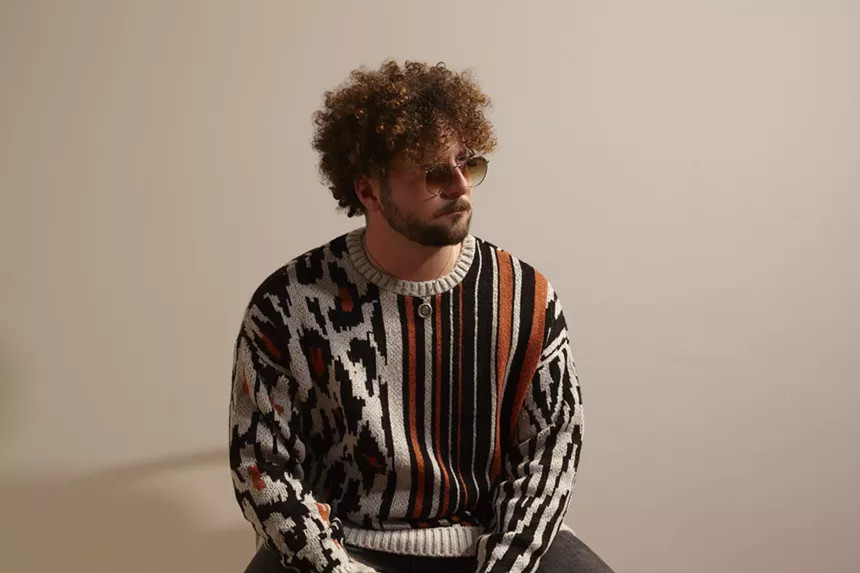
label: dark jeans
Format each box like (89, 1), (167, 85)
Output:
(245, 528), (615, 573)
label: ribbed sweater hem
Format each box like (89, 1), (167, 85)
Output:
(342, 524), (483, 557)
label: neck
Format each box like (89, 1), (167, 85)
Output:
(363, 223), (462, 283)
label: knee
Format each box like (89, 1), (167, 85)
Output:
(537, 527), (615, 573)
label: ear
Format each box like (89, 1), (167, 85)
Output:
(354, 175), (383, 213)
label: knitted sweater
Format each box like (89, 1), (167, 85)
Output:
(229, 226), (584, 573)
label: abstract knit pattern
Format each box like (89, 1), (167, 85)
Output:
(229, 227), (584, 573)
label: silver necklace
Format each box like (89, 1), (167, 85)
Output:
(362, 233), (456, 318)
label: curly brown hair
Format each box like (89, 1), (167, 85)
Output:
(312, 59), (497, 217)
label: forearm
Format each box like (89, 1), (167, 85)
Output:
(476, 338), (584, 573)
(231, 324), (352, 572)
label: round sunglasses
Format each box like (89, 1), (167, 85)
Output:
(384, 155), (489, 196)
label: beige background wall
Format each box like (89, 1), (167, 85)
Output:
(1, 1), (857, 572)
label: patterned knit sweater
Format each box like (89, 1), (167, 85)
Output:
(229, 226), (585, 573)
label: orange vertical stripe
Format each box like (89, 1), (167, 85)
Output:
(406, 297), (426, 518)
(490, 250), (514, 482)
(508, 271), (548, 443)
(434, 293), (452, 515)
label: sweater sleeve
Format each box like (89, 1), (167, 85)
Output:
(474, 291), (585, 573)
(229, 292), (353, 573)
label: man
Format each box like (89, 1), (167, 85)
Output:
(229, 60), (614, 573)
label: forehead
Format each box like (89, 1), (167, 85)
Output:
(421, 141), (469, 164)
(391, 141), (468, 170)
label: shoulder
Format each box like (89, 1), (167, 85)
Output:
(243, 232), (351, 319)
(472, 234), (568, 346)
(472, 234), (559, 302)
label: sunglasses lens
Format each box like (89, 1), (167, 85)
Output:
(424, 157), (489, 194)
(464, 157), (488, 187)
(425, 164), (452, 195)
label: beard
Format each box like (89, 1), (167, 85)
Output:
(378, 179), (472, 247)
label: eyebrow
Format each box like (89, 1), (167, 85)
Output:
(419, 148), (471, 168)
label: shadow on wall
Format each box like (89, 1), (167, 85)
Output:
(0, 449), (255, 572)
(0, 340), (21, 451)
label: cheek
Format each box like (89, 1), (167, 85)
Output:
(384, 190), (430, 218)
(401, 188), (436, 211)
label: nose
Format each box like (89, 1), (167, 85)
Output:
(440, 164), (471, 199)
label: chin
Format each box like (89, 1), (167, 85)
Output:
(409, 221), (468, 247)
(387, 211), (472, 247)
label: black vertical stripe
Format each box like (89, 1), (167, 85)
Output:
(438, 289), (454, 515)
(398, 296), (420, 516)
(473, 244), (495, 501)
(459, 258), (478, 510)
(413, 299), (436, 520)
(441, 287), (460, 514)
(453, 284), (466, 514)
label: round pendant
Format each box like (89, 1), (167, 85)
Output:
(418, 301), (432, 318)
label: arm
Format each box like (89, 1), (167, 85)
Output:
(475, 294), (585, 573)
(229, 293), (353, 573)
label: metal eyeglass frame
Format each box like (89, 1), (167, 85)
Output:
(382, 155), (489, 197)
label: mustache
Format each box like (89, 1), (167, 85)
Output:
(438, 201), (471, 216)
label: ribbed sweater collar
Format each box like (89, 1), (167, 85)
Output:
(346, 226), (476, 297)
